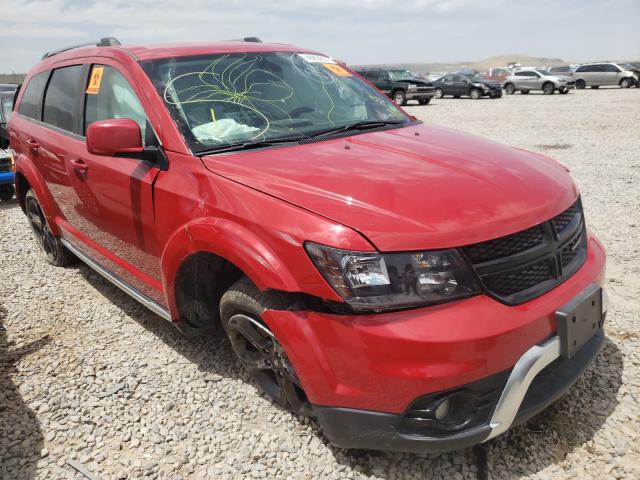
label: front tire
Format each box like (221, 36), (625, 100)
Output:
(434, 88), (444, 99)
(575, 80), (586, 89)
(620, 78), (632, 88)
(542, 82), (555, 95)
(469, 88), (481, 99)
(24, 189), (74, 266)
(504, 83), (516, 95)
(220, 278), (312, 417)
(418, 98), (431, 105)
(392, 90), (407, 106)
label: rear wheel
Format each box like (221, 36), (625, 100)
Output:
(418, 98), (431, 105)
(469, 88), (481, 99)
(620, 78), (632, 88)
(542, 82), (555, 95)
(0, 184), (14, 201)
(392, 90), (407, 106)
(24, 189), (74, 266)
(220, 278), (312, 417)
(504, 83), (515, 95)
(575, 80), (586, 89)
(434, 88), (444, 99)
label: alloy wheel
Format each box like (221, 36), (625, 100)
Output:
(434, 88), (444, 99)
(227, 313), (312, 416)
(25, 195), (58, 262)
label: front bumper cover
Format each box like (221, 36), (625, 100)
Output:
(313, 327), (605, 453)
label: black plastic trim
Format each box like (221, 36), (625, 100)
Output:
(312, 330), (604, 453)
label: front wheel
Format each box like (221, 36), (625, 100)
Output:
(392, 90), (407, 106)
(620, 78), (632, 88)
(418, 98), (431, 105)
(542, 82), (555, 95)
(469, 88), (481, 99)
(504, 83), (515, 95)
(24, 189), (74, 266)
(220, 278), (312, 417)
(434, 88), (444, 99)
(0, 184), (14, 201)
(575, 79), (586, 89)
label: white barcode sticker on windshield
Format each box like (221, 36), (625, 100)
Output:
(298, 53), (336, 64)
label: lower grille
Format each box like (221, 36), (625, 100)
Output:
(461, 198), (587, 305)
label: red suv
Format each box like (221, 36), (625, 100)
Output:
(9, 38), (607, 453)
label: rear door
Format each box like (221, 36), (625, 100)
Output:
(68, 62), (165, 303)
(603, 64), (621, 86)
(442, 74), (456, 95)
(34, 64), (90, 233)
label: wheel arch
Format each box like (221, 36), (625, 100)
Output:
(161, 217), (301, 321)
(14, 160), (63, 235)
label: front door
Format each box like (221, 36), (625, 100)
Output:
(68, 63), (165, 304)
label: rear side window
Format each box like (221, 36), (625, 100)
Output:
(17, 72), (48, 120)
(604, 64), (620, 72)
(43, 65), (85, 133)
(84, 65), (149, 144)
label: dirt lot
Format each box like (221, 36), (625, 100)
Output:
(1, 88), (639, 480)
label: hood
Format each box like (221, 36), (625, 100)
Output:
(396, 79), (433, 87)
(201, 123), (577, 251)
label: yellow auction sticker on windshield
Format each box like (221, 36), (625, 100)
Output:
(86, 66), (104, 95)
(322, 63), (352, 77)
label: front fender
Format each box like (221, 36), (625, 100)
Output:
(160, 217), (303, 319)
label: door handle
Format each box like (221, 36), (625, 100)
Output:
(70, 158), (88, 174)
(26, 139), (39, 154)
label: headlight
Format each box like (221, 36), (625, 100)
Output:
(479, 84), (489, 90)
(305, 243), (480, 312)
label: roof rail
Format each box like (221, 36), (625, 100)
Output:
(226, 37), (263, 43)
(42, 37), (121, 60)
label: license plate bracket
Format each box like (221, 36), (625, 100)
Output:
(556, 284), (603, 359)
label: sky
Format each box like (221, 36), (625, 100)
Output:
(1, 0), (639, 73)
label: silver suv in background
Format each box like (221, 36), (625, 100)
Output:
(503, 69), (575, 95)
(573, 63), (638, 89)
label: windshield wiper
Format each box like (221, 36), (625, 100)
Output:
(196, 135), (305, 156)
(307, 120), (408, 139)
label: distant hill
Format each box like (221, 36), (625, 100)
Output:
(352, 54), (573, 74)
(0, 73), (25, 84)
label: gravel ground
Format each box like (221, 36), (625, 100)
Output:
(1, 87), (639, 480)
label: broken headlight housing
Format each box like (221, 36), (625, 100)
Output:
(305, 242), (480, 312)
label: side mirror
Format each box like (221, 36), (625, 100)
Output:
(86, 118), (143, 157)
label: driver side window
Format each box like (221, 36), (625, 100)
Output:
(85, 65), (150, 145)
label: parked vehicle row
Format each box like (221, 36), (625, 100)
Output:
(7, 37), (608, 454)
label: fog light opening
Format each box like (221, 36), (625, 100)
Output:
(434, 398), (451, 421)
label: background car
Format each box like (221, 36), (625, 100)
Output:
(480, 67), (511, 83)
(0, 84), (18, 94)
(356, 68), (435, 105)
(0, 92), (14, 148)
(503, 69), (575, 95)
(432, 73), (502, 99)
(0, 147), (14, 201)
(547, 65), (576, 75)
(572, 63), (638, 89)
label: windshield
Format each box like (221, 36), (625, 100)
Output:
(388, 70), (416, 81)
(141, 52), (410, 153)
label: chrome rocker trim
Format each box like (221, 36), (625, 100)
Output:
(61, 238), (172, 322)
